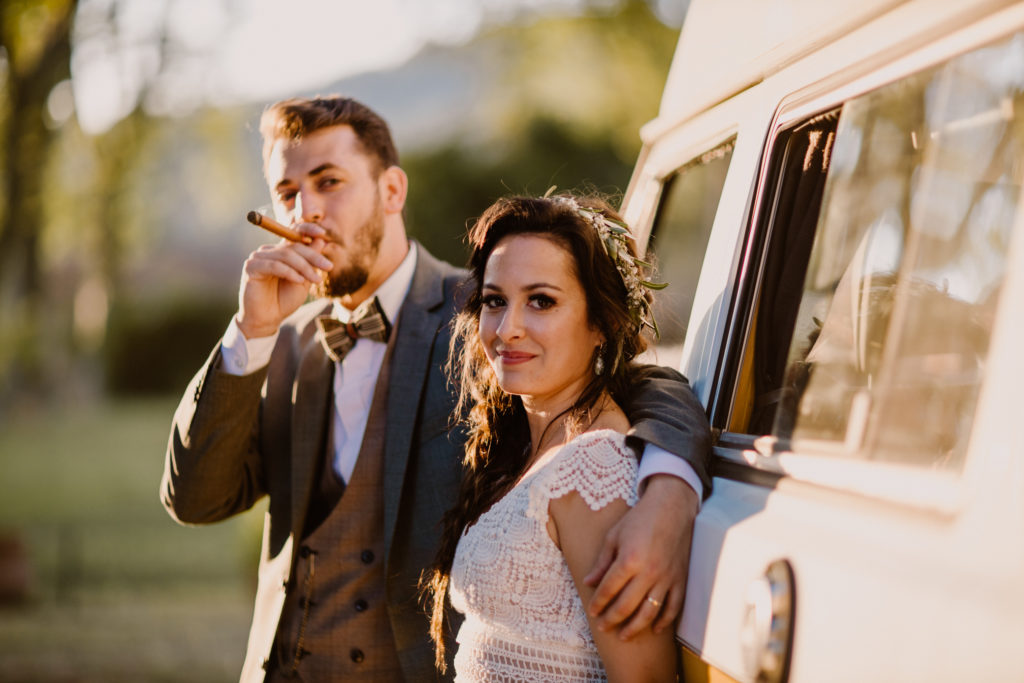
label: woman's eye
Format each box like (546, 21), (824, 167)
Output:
(481, 294), (505, 309)
(529, 294), (556, 310)
(319, 177), (340, 190)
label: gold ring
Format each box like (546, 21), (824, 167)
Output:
(646, 595), (662, 609)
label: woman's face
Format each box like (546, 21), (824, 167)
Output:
(479, 234), (604, 412)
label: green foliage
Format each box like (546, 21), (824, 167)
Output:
(404, 116), (635, 266)
(401, 0), (678, 265)
(103, 296), (236, 396)
(0, 397), (260, 679)
(482, 0), (678, 159)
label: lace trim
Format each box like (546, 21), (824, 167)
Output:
(449, 430), (638, 680)
(526, 430), (639, 525)
(455, 623), (607, 682)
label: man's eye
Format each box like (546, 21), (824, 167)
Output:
(319, 177), (340, 190)
(278, 191), (296, 204)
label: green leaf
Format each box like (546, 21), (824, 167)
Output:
(606, 237), (618, 261)
(641, 280), (668, 290)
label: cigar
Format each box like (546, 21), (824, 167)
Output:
(246, 211), (312, 244)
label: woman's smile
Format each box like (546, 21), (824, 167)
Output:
(496, 349), (535, 365)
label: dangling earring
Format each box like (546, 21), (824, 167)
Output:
(594, 344), (605, 376)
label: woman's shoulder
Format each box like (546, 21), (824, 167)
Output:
(526, 429), (638, 521)
(560, 428), (632, 461)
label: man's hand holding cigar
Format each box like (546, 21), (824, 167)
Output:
(236, 213), (333, 340)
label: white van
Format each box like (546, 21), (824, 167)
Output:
(621, 1), (1024, 681)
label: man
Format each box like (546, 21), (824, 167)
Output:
(162, 96), (711, 682)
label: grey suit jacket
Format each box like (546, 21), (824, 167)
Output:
(162, 242), (711, 682)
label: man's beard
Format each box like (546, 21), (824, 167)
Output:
(314, 200), (385, 299)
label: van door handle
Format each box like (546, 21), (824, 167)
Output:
(740, 560), (795, 683)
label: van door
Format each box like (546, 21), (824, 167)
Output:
(637, 19), (1024, 683)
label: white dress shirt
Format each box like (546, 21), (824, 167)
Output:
(219, 242), (702, 499)
(222, 244), (417, 483)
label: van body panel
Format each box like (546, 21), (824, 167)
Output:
(627, 1), (1024, 680)
(649, 0), (1021, 138)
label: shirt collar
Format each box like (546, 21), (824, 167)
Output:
(331, 241), (418, 324)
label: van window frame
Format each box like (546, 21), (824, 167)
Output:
(700, 24), (1024, 510)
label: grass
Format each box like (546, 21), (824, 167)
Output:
(0, 396), (264, 682)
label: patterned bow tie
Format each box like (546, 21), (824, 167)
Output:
(315, 296), (392, 362)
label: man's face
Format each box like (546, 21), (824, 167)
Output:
(266, 125), (386, 297)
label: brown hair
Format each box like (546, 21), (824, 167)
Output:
(422, 194), (651, 671)
(259, 95), (399, 174)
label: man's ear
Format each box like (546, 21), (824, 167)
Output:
(379, 165), (408, 215)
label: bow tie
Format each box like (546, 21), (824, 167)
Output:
(315, 296), (392, 362)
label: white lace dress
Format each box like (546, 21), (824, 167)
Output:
(449, 429), (639, 682)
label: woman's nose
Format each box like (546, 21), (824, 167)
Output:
(496, 306), (524, 341)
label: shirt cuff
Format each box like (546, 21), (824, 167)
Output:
(220, 316), (278, 376)
(638, 444), (704, 506)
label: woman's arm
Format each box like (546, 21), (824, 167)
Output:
(585, 365), (710, 638)
(550, 491), (677, 682)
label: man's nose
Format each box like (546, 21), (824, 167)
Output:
(295, 190), (324, 224)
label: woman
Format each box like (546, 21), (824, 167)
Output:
(425, 194), (677, 681)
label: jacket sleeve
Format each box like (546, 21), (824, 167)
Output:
(161, 344), (269, 524)
(621, 364), (713, 499)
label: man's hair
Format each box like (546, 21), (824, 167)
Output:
(259, 95), (399, 174)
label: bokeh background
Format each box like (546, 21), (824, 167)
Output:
(0, 0), (686, 679)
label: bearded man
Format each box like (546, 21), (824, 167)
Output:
(162, 95), (711, 682)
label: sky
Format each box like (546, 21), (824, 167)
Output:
(67, 0), (683, 134)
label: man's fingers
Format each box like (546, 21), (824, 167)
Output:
(587, 558), (633, 619)
(653, 584), (685, 635)
(617, 586), (671, 641)
(247, 245), (329, 284)
(247, 256), (315, 285)
(275, 240), (333, 275)
(583, 539), (616, 587)
(294, 221), (326, 239)
(592, 568), (649, 631)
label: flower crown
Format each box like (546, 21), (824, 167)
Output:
(548, 191), (666, 337)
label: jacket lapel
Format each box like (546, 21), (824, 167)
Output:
(291, 305), (334, 544)
(382, 246), (449, 552)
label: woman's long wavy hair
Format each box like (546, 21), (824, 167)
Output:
(422, 194), (652, 671)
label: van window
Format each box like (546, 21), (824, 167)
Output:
(727, 32), (1023, 472)
(647, 140), (735, 369)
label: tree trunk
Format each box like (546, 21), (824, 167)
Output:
(0, 1), (77, 398)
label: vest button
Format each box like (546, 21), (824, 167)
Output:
(361, 549), (375, 564)
(354, 598), (368, 612)
(350, 648), (365, 663)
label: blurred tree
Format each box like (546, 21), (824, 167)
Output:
(486, 0), (678, 161)
(404, 0), (679, 266)
(0, 0), (680, 405)
(0, 0), (244, 405)
(0, 0), (78, 398)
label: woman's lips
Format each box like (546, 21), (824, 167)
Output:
(498, 350), (534, 365)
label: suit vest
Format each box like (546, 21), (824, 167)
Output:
(267, 339), (404, 682)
